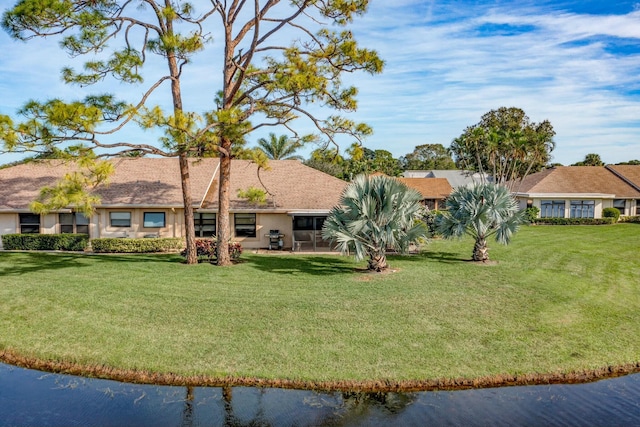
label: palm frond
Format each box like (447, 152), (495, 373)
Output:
(322, 174), (428, 266)
(436, 182), (524, 258)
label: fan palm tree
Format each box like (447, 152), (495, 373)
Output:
(436, 183), (524, 262)
(256, 133), (304, 160)
(322, 174), (428, 271)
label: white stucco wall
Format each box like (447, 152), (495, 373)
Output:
(0, 214), (17, 249)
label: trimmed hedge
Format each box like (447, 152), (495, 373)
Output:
(91, 237), (184, 253)
(532, 217), (615, 225)
(620, 215), (640, 223)
(1, 234), (89, 251)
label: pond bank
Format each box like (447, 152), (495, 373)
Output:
(3, 362), (640, 427)
(2, 350), (639, 392)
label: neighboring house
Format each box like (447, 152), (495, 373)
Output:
(402, 170), (492, 188)
(0, 158), (347, 251)
(366, 172), (453, 210)
(397, 178), (452, 210)
(513, 166), (640, 219)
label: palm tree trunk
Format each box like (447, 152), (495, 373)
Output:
(368, 252), (388, 272)
(473, 237), (489, 261)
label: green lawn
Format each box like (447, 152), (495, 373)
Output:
(0, 224), (639, 387)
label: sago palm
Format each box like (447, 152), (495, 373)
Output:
(256, 133), (304, 160)
(322, 174), (428, 271)
(436, 183), (524, 262)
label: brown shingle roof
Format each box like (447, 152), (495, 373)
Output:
(0, 158), (217, 210)
(396, 177), (452, 199)
(516, 166), (640, 198)
(0, 158), (346, 211)
(607, 165), (640, 191)
(203, 159), (346, 211)
(97, 158), (217, 206)
(0, 160), (75, 210)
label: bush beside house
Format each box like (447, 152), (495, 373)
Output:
(180, 239), (243, 262)
(524, 206), (540, 224)
(1, 234), (89, 251)
(91, 237), (184, 253)
(619, 215), (640, 223)
(532, 218), (615, 225)
(602, 207), (621, 222)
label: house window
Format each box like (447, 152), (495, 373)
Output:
(19, 213), (40, 234)
(540, 200), (565, 218)
(234, 213), (256, 238)
(59, 213), (89, 234)
(194, 213), (216, 237)
(143, 212), (166, 228)
(613, 199), (626, 216)
(110, 212), (131, 227)
(570, 200), (595, 218)
(423, 199), (436, 210)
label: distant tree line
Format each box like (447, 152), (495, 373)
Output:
(5, 113), (637, 181)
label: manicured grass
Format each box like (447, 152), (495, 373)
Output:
(0, 224), (639, 386)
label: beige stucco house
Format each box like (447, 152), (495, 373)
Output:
(513, 165), (640, 219)
(0, 158), (347, 251)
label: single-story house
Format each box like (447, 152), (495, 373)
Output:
(397, 177), (452, 210)
(366, 172), (453, 210)
(402, 170), (492, 188)
(0, 158), (348, 251)
(513, 165), (640, 219)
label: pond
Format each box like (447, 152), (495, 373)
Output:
(1, 363), (640, 426)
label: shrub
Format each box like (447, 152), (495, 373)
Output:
(180, 238), (243, 262)
(602, 207), (621, 222)
(524, 206), (540, 224)
(532, 217), (615, 225)
(620, 215), (640, 223)
(1, 234), (89, 251)
(423, 210), (442, 237)
(91, 237), (184, 253)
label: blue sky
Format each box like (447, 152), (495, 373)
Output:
(1, 0), (640, 165)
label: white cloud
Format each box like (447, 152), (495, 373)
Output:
(342, 2), (640, 163)
(1, 1), (640, 165)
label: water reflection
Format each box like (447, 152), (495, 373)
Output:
(1, 363), (640, 426)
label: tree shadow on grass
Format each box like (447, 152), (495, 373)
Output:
(0, 252), (93, 277)
(418, 251), (467, 263)
(244, 254), (355, 276)
(0, 251), (181, 276)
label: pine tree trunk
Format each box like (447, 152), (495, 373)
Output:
(473, 237), (489, 262)
(179, 153), (198, 264)
(216, 143), (232, 266)
(216, 22), (235, 267)
(165, 15), (197, 265)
